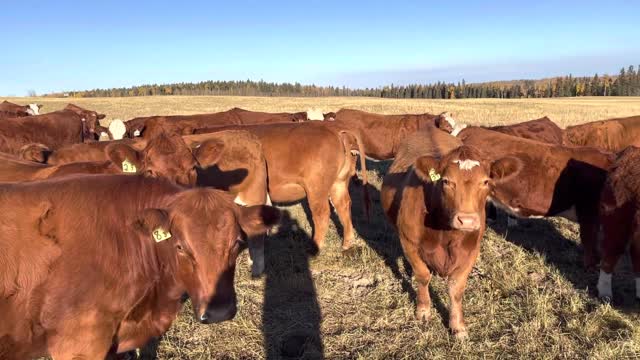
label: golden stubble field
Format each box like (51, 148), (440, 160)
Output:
(4, 96), (640, 359)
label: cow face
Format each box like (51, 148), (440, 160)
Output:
(414, 146), (521, 231)
(434, 112), (467, 136)
(139, 189), (280, 323)
(291, 112), (308, 122)
(26, 103), (42, 116)
(106, 133), (199, 186)
(323, 112), (337, 121)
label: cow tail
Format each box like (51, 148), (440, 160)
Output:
(340, 130), (370, 221)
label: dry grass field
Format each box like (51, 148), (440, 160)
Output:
(3, 96), (640, 359)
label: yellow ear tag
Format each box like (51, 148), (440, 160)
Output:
(428, 168), (441, 182)
(122, 159), (137, 173)
(152, 228), (172, 242)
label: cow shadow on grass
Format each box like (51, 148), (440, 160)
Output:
(488, 214), (639, 311)
(262, 210), (324, 359)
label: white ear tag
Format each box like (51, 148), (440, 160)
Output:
(152, 228), (172, 242)
(122, 159), (137, 173)
(133, 130), (141, 137)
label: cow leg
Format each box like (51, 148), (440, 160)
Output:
(630, 230), (640, 301)
(330, 180), (355, 250)
(306, 188), (331, 250)
(400, 240), (433, 321)
(447, 269), (472, 340)
(48, 319), (116, 359)
(598, 211), (630, 301)
(578, 216), (601, 270)
(248, 234), (266, 278)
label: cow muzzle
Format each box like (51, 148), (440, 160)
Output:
(198, 301), (237, 324)
(452, 212), (481, 231)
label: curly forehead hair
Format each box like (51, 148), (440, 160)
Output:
(442, 145), (484, 163)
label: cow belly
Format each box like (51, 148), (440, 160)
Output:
(268, 183), (306, 203)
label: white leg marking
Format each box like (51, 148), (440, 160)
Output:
(597, 270), (613, 300)
(265, 193), (272, 206)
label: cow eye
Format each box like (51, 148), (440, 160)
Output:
(482, 179), (490, 186)
(176, 244), (184, 252)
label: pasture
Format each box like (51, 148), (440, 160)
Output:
(4, 96), (640, 359)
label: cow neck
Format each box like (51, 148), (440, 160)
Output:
(80, 116), (86, 143)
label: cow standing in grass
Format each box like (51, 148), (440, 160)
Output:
(381, 130), (520, 339)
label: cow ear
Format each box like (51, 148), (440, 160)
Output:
(414, 155), (442, 183)
(490, 156), (522, 183)
(134, 208), (172, 242)
(237, 205), (281, 238)
(105, 143), (142, 173)
(19, 143), (51, 163)
(37, 201), (56, 239)
(192, 139), (225, 166)
(97, 113), (106, 120)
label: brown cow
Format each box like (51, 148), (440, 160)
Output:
(0, 174), (280, 359)
(458, 127), (614, 268)
(0, 133), (201, 186)
(381, 130), (520, 339)
(125, 107), (308, 138)
(183, 131), (270, 276)
(563, 115), (640, 152)
(195, 122), (369, 251)
(0, 104), (104, 154)
(597, 146), (640, 302)
(0, 101), (41, 118)
(486, 116), (564, 145)
(326, 109), (463, 160)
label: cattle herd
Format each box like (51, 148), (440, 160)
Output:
(0, 99), (639, 358)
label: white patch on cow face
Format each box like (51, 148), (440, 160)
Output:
(133, 129), (141, 137)
(451, 123), (468, 137)
(27, 103), (40, 115)
(597, 270), (613, 300)
(234, 195), (247, 206)
(108, 119), (127, 140)
(453, 159), (480, 171)
(443, 113), (456, 128)
(306, 108), (324, 121)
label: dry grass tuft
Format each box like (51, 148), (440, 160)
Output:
(6, 95), (638, 359)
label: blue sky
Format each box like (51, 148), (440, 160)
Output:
(1, 0), (638, 95)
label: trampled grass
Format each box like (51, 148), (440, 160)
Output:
(4, 96), (640, 359)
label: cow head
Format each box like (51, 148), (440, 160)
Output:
(106, 132), (199, 186)
(108, 119), (127, 140)
(26, 103), (42, 116)
(64, 103), (106, 139)
(323, 112), (337, 121)
(435, 112), (467, 136)
(414, 146), (521, 231)
(137, 189), (280, 323)
(291, 112), (308, 122)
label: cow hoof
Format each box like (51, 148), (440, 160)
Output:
(415, 306), (431, 322)
(453, 329), (469, 341)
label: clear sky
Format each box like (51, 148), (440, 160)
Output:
(1, 0), (638, 96)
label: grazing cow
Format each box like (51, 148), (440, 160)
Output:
(597, 146), (640, 302)
(183, 131), (270, 276)
(0, 104), (104, 154)
(458, 127), (614, 268)
(0, 175), (280, 359)
(125, 107), (308, 138)
(1, 133), (200, 186)
(381, 130), (520, 339)
(563, 115), (640, 152)
(325, 109), (463, 160)
(195, 122), (369, 251)
(0, 101), (41, 118)
(486, 116), (564, 145)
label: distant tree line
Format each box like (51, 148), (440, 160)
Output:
(48, 65), (640, 99)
